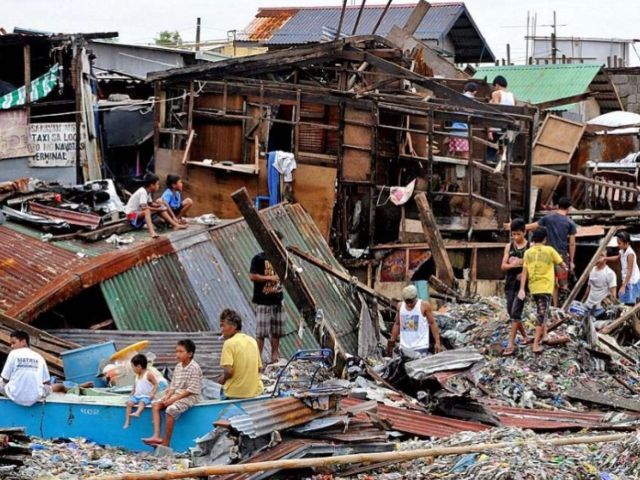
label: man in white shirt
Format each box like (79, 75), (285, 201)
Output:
(388, 285), (443, 356)
(583, 253), (617, 312)
(0, 331), (51, 407)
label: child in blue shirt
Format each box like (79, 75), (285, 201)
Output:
(160, 175), (193, 223)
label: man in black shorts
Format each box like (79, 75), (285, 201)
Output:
(249, 231), (284, 364)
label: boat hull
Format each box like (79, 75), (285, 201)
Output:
(1, 393), (263, 452)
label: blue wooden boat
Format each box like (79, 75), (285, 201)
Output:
(1, 392), (266, 452)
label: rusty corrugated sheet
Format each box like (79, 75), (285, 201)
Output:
(341, 397), (489, 438)
(101, 253), (211, 332)
(484, 403), (611, 431)
(242, 8), (298, 42)
(0, 226), (88, 316)
(29, 202), (101, 228)
(230, 396), (334, 438)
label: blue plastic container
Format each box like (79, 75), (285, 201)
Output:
(60, 341), (117, 386)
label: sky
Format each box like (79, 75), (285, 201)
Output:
(2, 0), (639, 65)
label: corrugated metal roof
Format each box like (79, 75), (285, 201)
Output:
(266, 3), (464, 45)
(171, 232), (258, 337)
(229, 396), (333, 438)
(101, 254), (211, 332)
(0, 226), (88, 315)
(484, 403), (611, 431)
(50, 329), (224, 379)
(341, 397), (488, 438)
(473, 64), (603, 106)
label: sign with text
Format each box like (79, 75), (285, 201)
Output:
(0, 109), (32, 160)
(28, 122), (80, 167)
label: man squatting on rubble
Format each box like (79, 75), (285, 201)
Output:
(249, 231), (285, 363)
(218, 309), (265, 399)
(501, 218), (530, 356)
(526, 197), (576, 306)
(519, 227), (566, 354)
(388, 285), (442, 355)
(143, 339), (202, 447)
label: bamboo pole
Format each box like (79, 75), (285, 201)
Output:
(86, 433), (628, 480)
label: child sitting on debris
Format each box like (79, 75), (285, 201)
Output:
(518, 227), (566, 354)
(502, 218), (530, 356)
(161, 174), (193, 223)
(124, 173), (186, 239)
(123, 354), (158, 429)
(142, 340), (202, 448)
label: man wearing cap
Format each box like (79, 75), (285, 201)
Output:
(388, 285), (443, 355)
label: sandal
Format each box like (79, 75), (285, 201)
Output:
(502, 348), (515, 357)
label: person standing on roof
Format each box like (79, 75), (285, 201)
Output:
(388, 285), (443, 356)
(0, 331), (51, 407)
(526, 197), (577, 306)
(249, 230), (285, 364)
(490, 75), (516, 105)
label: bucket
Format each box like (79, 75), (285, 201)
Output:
(61, 341), (117, 385)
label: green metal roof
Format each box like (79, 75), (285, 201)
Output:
(473, 63), (603, 106)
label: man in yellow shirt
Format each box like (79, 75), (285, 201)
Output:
(518, 227), (565, 354)
(218, 309), (264, 399)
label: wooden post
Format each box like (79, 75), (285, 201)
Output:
(414, 192), (456, 288)
(23, 44), (31, 118)
(561, 226), (618, 310)
(153, 82), (161, 153)
(402, 0), (431, 36)
(371, 0), (393, 35)
(336, 0), (348, 39)
(74, 42), (84, 184)
(601, 301), (640, 335)
(231, 188), (345, 360)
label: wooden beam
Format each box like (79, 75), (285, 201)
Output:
(286, 245), (397, 309)
(402, 0), (431, 36)
(371, 0), (393, 35)
(533, 92), (594, 111)
(336, 0), (348, 39)
(533, 165), (640, 195)
(23, 44), (31, 118)
(601, 301), (640, 335)
(562, 227), (618, 311)
(181, 130), (195, 165)
(414, 192), (456, 288)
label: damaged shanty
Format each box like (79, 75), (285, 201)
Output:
(148, 20), (537, 296)
(0, 29), (118, 185)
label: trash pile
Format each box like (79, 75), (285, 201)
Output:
(0, 177), (126, 234)
(332, 428), (640, 480)
(13, 437), (189, 479)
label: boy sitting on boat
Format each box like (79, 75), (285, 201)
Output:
(142, 339), (202, 447)
(123, 354), (159, 429)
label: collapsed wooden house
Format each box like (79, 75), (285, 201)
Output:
(148, 32), (537, 294)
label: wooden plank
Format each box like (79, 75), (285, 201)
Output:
(532, 115), (585, 166)
(291, 164), (337, 239)
(533, 165), (640, 195)
(414, 192), (455, 287)
(181, 130), (195, 165)
(402, 0), (431, 36)
(561, 226), (618, 310)
(601, 301), (640, 335)
(567, 385), (640, 413)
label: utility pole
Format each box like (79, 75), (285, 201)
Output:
(551, 10), (557, 64)
(195, 17), (201, 51)
(506, 43), (511, 65)
(525, 11), (530, 62)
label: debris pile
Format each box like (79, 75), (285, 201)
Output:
(334, 428), (640, 480)
(15, 437), (189, 479)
